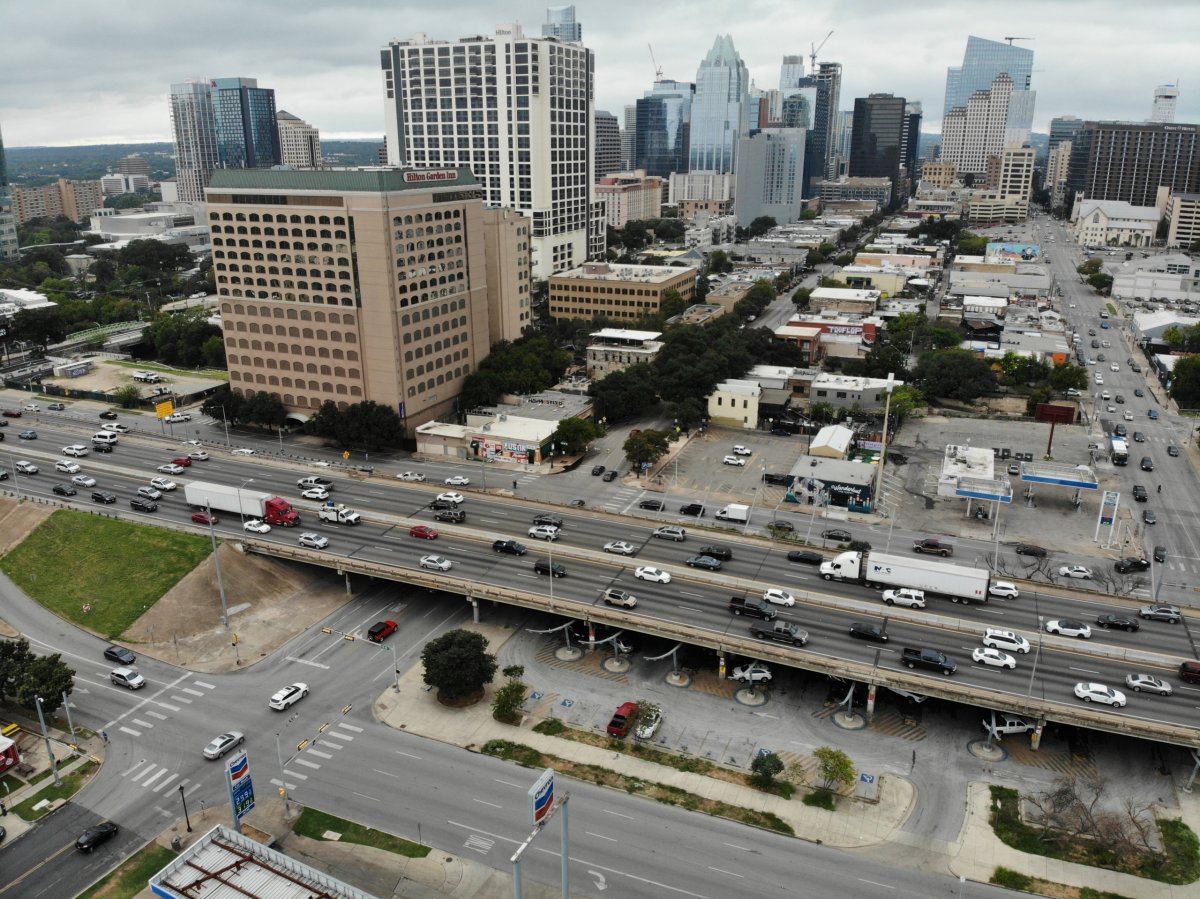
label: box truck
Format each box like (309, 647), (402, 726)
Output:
(714, 503), (750, 523)
(819, 550), (989, 603)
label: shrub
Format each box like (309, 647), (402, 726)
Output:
(990, 867), (1032, 890)
(532, 719), (565, 736)
(803, 789), (836, 810)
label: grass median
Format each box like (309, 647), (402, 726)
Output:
(77, 844), (177, 899)
(0, 511), (212, 640)
(293, 808), (429, 857)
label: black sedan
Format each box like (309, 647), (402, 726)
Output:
(679, 503), (705, 516)
(821, 529), (852, 542)
(787, 550), (823, 565)
(492, 540), (527, 556)
(848, 622), (888, 642)
(1096, 614), (1140, 632)
(103, 645), (136, 664)
(638, 499), (664, 511)
(768, 520), (795, 532)
(99, 410), (119, 420)
(685, 555), (722, 570)
(590, 465), (605, 476)
(75, 821), (118, 852)
(52, 483), (77, 496)
(602, 470), (619, 482)
(1014, 543), (1047, 558)
(1114, 557), (1150, 573)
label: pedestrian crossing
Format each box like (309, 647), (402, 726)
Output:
(121, 758), (204, 798)
(268, 720), (362, 793)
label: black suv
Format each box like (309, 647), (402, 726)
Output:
(91, 490), (117, 504)
(590, 465), (605, 476)
(492, 539), (527, 555)
(533, 559), (565, 577)
(90, 440), (113, 453)
(52, 483), (76, 496)
(434, 508), (465, 523)
(849, 622), (889, 642)
(1132, 485), (1148, 502)
(429, 497), (459, 510)
(130, 497), (158, 513)
(679, 503), (705, 516)
(1014, 543), (1047, 557)
(1114, 556), (1150, 573)
(697, 545), (732, 561)
(532, 514), (564, 529)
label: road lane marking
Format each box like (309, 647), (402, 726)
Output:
(122, 759), (152, 777)
(473, 798), (501, 808)
(119, 726), (142, 737)
(139, 767), (168, 787)
(395, 750), (422, 759)
(152, 774), (180, 793)
(722, 842), (753, 851)
(132, 718), (155, 729)
(352, 792), (380, 802)
(707, 866), (743, 878)
(338, 722), (364, 732)
(494, 779), (522, 788)
(294, 758), (321, 769)
(585, 831), (618, 842)
(157, 702), (181, 712)
(283, 769), (309, 780)
(169, 695), (193, 704)
(326, 732), (354, 741)
(307, 749), (333, 759)
(372, 768), (401, 778)
(1069, 667), (1101, 675)
(145, 710), (168, 720)
(679, 591), (705, 598)
(180, 687), (205, 697)
(285, 656), (331, 669)
(858, 879), (895, 889)
(676, 604), (704, 612)
(192, 680), (216, 689)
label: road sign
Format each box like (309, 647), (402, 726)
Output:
(528, 768), (555, 827)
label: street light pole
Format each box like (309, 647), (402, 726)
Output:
(179, 783), (192, 832)
(872, 373), (896, 514)
(204, 498), (230, 628)
(237, 478), (254, 524)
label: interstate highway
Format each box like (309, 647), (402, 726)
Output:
(4, 414), (1200, 741)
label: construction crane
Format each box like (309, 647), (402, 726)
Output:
(648, 44), (662, 81)
(1003, 36), (1034, 44)
(809, 30), (833, 72)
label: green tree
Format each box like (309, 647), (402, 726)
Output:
(549, 417), (606, 454)
(914, 348), (998, 402)
(1076, 257), (1104, 276)
(956, 232), (987, 255)
(0, 639), (35, 698)
(800, 208), (819, 220)
(242, 391), (288, 428)
(12, 651), (75, 715)
(145, 308), (223, 367)
(10, 305), (69, 348)
(623, 429), (670, 474)
(1086, 272), (1113, 294)
(421, 628), (498, 702)
(813, 746), (855, 790)
(307, 400), (404, 449)
(750, 751), (785, 788)
(810, 401), (835, 422)
(708, 249), (734, 274)
(659, 287), (686, 319)
(104, 193), (148, 210)
(834, 253), (855, 266)
(842, 343), (909, 380)
(888, 384), (926, 421)
(747, 215), (778, 238)
(201, 334), (227, 368)
(805, 248), (824, 267)
(589, 363), (659, 424)
(793, 286), (813, 308)
(491, 665), (527, 724)
(619, 220), (650, 252)
(1048, 363), (1088, 393)
(1161, 325), (1187, 348)
(1169, 355), (1200, 406)
(113, 385), (141, 408)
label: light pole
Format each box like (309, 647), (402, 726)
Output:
(1026, 615), (1044, 705)
(179, 782), (192, 832)
(236, 478), (254, 524)
(872, 373), (896, 515)
(203, 498), (231, 628)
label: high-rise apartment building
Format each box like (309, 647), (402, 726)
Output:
(943, 36), (1034, 138)
(1166, 193), (1200, 249)
(1151, 85), (1179, 123)
(0, 123), (15, 262)
(596, 171), (663, 228)
(594, 110), (621, 178)
(781, 75), (830, 198)
(276, 111), (322, 168)
(996, 145), (1035, 202)
(688, 35), (749, 174)
(621, 105), (637, 171)
(118, 154), (150, 177)
(1067, 120), (1200, 208)
(541, 5), (581, 41)
(635, 80), (694, 178)
(1045, 139), (1073, 209)
(205, 168), (504, 427)
(734, 128), (806, 226)
(779, 55), (805, 93)
(939, 73), (1013, 181)
(849, 94), (906, 201)
(171, 77), (280, 204)
(1048, 115), (1084, 150)
(381, 24), (599, 278)
(11, 178), (104, 224)
(816, 63), (843, 179)
(900, 101), (923, 190)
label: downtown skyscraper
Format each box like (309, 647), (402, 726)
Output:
(0, 122), (16, 262)
(381, 23), (601, 277)
(688, 35), (749, 174)
(943, 36), (1035, 145)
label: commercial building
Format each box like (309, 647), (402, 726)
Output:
(481, 206), (534, 344)
(1049, 115), (1083, 150)
(548, 261), (696, 321)
(1067, 121), (1200, 208)
(943, 36), (1035, 141)
(920, 161), (958, 189)
(621, 105), (637, 171)
(807, 286), (880, 315)
(940, 73), (1014, 181)
(810, 373), (898, 412)
(1151, 84), (1179, 123)
(416, 390), (592, 464)
(100, 173), (150, 195)
(276, 111), (322, 168)
(11, 178), (104, 224)
(734, 129), (806, 226)
(1112, 255), (1200, 302)
(204, 168), (497, 428)
(818, 176), (893, 207)
(1045, 139), (1073, 210)
(118, 153), (150, 177)
(707, 378), (762, 428)
(541, 5), (581, 41)
(788, 455), (877, 510)
(1071, 199), (1159, 247)
(381, 24), (601, 278)
(585, 328), (664, 377)
(667, 171), (733, 205)
(688, 35), (749, 174)
(1166, 193), (1200, 249)
(0, 124), (17, 263)
(594, 110), (622, 178)
(595, 171), (663, 228)
(634, 80), (694, 178)
(849, 94), (906, 201)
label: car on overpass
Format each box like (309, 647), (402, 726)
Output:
(1139, 604), (1182, 623)
(1046, 619), (1092, 638)
(1073, 682), (1125, 707)
(1125, 674), (1172, 695)
(635, 566), (671, 584)
(603, 541), (636, 556)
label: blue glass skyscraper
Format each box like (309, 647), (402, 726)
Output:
(943, 36), (1034, 137)
(688, 35), (749, 174)
(212, 77), (280, 171)
(635, 80), (694, 177)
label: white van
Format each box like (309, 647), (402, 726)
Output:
(91, 431), (119, 445)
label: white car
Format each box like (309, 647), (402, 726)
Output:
(231, 447), (256, 455)
(1110, 363), (1120, 372)
(62, 445), (89, 457)
(732, 445), (752, 456)
(972, 647), (1016, 669)
(188, 451), (209, 461)
(1046, 618), (1092, 639)
(22, 403), (39, 412)
(16, 461), (39, 474)
(1073, 682), (1126, 707)
(988, 581), (1020, 599)
(438, 491), (465, 505)
(982, 628), (1030, 653)
(71, 474), (96, 487)
(158, 463), (185, 475)
(137, 486), (162, 500)
(1057, 565), (1093, 579)
(763, 588), (796, 607)
(722, 455), (746, 466)
(635, 566), (671, 584)
(882, 588), (926, 608)
(444, 475), (470, 486)
(101, 423), (130, 433)
(1125, 674), (1172, 695)
(150, 477), (178, 491)
(301, 487), (330, 500)
(396, 471), (426, 482)
(419, 554), (453, 572)
(1122, 410), (1134, 421)
(243, 519), (272, 534)
(268, 682), (308, 711)
(634, 709), (662, 740)
(730, 664), (773, 684)
(527, 524), (559, 541)
(297, 532), (329, 550)
(603, 540), (636, 556)
(54, 460), (81, 474)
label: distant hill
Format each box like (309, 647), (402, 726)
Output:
(7, 138), (386, 187)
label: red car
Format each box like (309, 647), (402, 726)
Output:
(171, 457), (193, 467)
(1, 410), (21, 418)
(367, 620), (397, 642)
(191, 511), (219, 525)
(409, 525), (439, 540)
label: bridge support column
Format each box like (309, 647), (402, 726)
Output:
(1183, 749), (1200, 794)
(865, 682), (876, 719)
(344, 571), (352, 595)
(470, 595), (480, 624)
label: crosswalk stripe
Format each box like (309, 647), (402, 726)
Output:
(118, 726), (142, 737)
(294, 758), (321, 769)
(152, 774), (180, 793)
(192, 680), (216, 690)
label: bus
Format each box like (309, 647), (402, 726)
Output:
(1111, 437), (1129, 466)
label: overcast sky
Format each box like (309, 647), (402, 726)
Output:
(2, 0), (1196, 147)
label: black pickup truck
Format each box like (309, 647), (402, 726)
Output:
(728, 596), (777, 620)
(749, 621), (809, 646)
(901, 647), (957, 675)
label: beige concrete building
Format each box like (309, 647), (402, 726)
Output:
(548, 262), (697, 322)
(586, 328), (664, 377)
(595, 171), (663, 228)
(1166, 193), (1200, 249)
(707, 378), (761, 428)
(481, 207), (533, 344)
(920, 161), (958, 188)
(205, 168), (496, 428)
(12, 178), (104, 224)
(808, 286), (880, 315)
(276, 111), (322, 168)
(678, 198), (731, 217)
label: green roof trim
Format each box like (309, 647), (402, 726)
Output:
(208, 168), (478, 192)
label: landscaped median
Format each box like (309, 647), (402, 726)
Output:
(291, 807), (430, 857)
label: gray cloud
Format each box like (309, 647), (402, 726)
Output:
(1, 0), (1195, 146)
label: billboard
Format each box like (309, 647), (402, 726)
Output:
(986, 242), (1041, 262)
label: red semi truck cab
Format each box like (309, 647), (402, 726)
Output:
(264, 497), (300, 527)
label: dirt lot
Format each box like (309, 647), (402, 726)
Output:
(39, 359), (225, 402)
(0, 497), (351, 673)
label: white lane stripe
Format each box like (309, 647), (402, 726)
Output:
(283, 769), (309, 780)
(132, 719), (155, 729)
(152, 774), (180, 793)
(169, 696), (192, 704)
(337, 722), (364, 732)
(157, 702), (181, 712)
(192, 680), (216, 690)
(145, 711), (168, 720)
(139, 768), (168, 787)
(307, 749), (333, 759)
(180, 688), (205, 697)
(122, 760), (152, 778)
(294, 758), (321, 769)
(119, 726), (142, 737)
(326, 732), (354, 742)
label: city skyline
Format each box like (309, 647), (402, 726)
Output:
(1, 0), (1197, 148)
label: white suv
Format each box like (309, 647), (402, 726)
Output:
(982, 628), (1031, 654)
(62, 444), (89, 457)
(882, 588), (925, 608)
(527, 524), (560, 541)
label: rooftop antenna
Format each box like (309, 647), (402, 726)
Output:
(810, 30), (833, 71)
